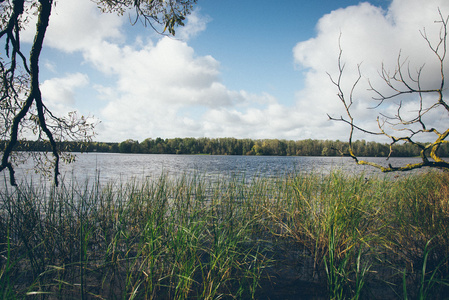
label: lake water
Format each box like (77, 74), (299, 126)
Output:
(9, 153), (425, 186)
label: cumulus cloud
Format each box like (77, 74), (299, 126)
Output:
(41, 73), (89, 115)
(177, 9), (211, 41)
(40, 1), (292, 141)
(32, 0), (449, 142)
(293, 0), (449, 141)
(22, 0), (124, 51)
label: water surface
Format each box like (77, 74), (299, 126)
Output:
(10, 153), (424, 186)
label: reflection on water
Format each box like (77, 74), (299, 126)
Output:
(6, 153), (426, 186)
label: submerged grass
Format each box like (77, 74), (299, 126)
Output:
(0, 170), (448, 299)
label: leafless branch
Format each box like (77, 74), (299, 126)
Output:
(329, 10), (449, 172)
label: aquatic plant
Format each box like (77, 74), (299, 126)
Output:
(0, 171), (447, 298)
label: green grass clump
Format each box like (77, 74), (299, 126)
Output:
(0, 170), (448, 299)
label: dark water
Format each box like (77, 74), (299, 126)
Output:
(10, 153), (423, 185)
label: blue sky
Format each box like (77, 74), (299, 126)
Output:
(189, 0), (389, 101)
(23, 0), (449, 142)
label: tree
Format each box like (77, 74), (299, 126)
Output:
(0, 0), (197, 185)
(119, 139), (139, 153)
(328, 10), (449, 172)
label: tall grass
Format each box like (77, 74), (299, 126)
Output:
(0, 170), (448, 299)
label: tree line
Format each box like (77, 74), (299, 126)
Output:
(3, 137), (448, 157)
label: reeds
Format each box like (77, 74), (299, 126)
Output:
(0, 170), (448, 299)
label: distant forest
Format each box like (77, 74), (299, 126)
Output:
(4, 137), (448, 157)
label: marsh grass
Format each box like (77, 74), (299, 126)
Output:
(0, 170), (448, 299)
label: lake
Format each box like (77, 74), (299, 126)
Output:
(8, 153), (425, 186)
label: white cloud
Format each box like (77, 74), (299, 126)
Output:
(22, 0), (124, 52)
(40, 73), (89, 115)
(29, 0), (449, 142)
(293, 0), (449, 141)
(177, 9), (211, 41)
(48, 1), (124, 52)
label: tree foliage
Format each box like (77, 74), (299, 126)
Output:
(95, 0), (196, 35)
(329, 10), (449, 172)
(113, 137), (448, 157)
(0, 0), (196, 185)
(8, 137), (446, 158)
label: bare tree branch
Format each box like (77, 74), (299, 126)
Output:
(328, 10), (449, 172)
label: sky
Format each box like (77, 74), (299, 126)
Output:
(22, 0), (449, 142)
